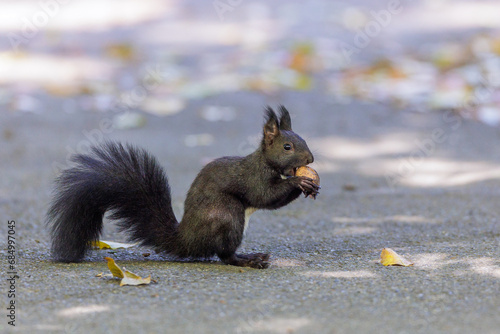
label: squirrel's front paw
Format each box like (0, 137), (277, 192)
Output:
(292, 176), (320, 198)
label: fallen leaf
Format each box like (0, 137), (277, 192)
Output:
(104, 257), (152, 286)
(380, 248), (414, 267)
(492, 37), (500, 56)
(104, 43), (135, 61)
(91, 240), (138, 250)
(294, 73), (313, 90)
(288, 42), (315, 73)
(104, 257), (125, 278)
(120, 272), (151, 287)
(44, 84), (81, 97)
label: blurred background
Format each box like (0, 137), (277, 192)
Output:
(2, 0), (500, 191)
(1, 0), (500, 118)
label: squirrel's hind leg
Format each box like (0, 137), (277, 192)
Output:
(199, 197), (270, 269)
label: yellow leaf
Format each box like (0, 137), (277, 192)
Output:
(492, 38), (500, 56)
(104, 257), (125, 278)
(380, 248), (414, 267)
(91, 240), (137, 250)
(104, 257), (152, 286)
(44, 84), (80, 97)
(289, 42), (314, 73)
(123, 269), (141, 279)
(294, 74), (312, 91)
(120, 274), (151, 287)
(104, 43), (135, 61)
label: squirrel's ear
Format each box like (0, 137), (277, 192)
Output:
(263, 106), (280, 146)
(278, 105), (292, 131)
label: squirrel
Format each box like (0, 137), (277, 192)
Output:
(47, 105), (319, 269)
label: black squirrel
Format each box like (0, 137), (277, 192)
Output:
(47, 106), (319, 269)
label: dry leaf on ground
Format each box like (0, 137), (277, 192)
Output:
(91, 240), (138, 250)
(104, 257), (151, 286)
(104, 257), (125, 278)
(104, 43), (135, 61)
(120, 271), (152, 287)
(380, 248), (414, 267)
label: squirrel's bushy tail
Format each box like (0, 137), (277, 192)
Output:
(47, 142), (179, 262)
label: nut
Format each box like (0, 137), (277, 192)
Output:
(295, 166), (320, 186)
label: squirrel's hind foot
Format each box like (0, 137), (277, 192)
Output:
(221, 253), (270, 269)
(237, 253), (270, 261)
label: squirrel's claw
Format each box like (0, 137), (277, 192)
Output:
(295, 176), (320, 199)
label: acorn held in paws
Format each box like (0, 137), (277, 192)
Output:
(295, 166), (320, 199)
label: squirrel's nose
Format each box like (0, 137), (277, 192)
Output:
(307, 154), (314, 164)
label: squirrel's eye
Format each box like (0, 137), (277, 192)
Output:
(283, 143), (292, 151)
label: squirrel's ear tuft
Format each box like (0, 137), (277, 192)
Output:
(278, 105), (292, 131)
(264, 106), (278, 124)
(263, 106), (280, 146)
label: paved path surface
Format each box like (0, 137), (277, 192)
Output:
(1, 1), (499, 333)
(2, 99), (499, 334)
